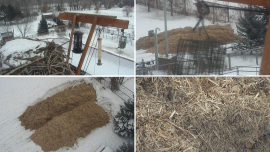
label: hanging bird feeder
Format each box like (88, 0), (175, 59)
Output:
(72, 31), (84, 54)
(97, 38), (102, 66)
(118, 29), (127, 49)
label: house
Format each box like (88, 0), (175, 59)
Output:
(42, 13), (54, 20)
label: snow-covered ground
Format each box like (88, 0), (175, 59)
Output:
(0, 7), (135, 75)
(0, 77), (134, 152)
(136, 3), (262, 75)
(0, 39), (46, 68)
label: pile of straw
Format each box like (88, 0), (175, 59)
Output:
(136, 25), (240, 54)
(19, 83), (109, 151)
(136, 77), (270, 151)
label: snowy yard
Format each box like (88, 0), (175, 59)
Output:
(0, 77), (134, 152)
(136, 2), (263, 76)
(0, 7), (135, 75)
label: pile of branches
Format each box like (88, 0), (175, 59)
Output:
(1, 41), (75, 75)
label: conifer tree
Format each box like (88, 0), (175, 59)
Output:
(114, 98), (134, 138)
(116, 142), (134, 152)
(38, 17), (48, 34)
(236, 5), (268, 50)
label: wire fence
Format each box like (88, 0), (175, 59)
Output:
(94, 78), (134, 102)
(136, 59), (261, 76)
(223, 66), (260, 75)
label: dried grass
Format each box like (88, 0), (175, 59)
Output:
(19, 83), (109, 152)
(136, 25), (241, 54)
(19, 84), (97, 130)
(136, 77), (270, 152)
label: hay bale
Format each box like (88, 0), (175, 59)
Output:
(136, 25), (241, 54)
(19, 84), (97, 130)
(30, 102), (109, 152)
(136, 77), (270, 152)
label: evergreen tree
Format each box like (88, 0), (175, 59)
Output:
(38, 17), (48, 34)
(6, 4), (16, 24)
(53, 17), (64, 26)
(114, 98), (134, 138)
(68, 21), (79, 28)
(236, 5), (268, 50)
(116, 142), (134, 152)
(0, 4), (7, 22)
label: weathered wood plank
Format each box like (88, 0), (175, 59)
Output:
(58, 13), (129, 29)
(260, 16), (270, 75)
(67, 15), (76, 63)
(63, 12), (117, 19)
(76, 17), (98, 75)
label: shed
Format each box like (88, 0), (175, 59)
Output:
(1, 30), (14, 43)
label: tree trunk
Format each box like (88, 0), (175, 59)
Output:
(156, 0), (159, 9)
(148, 2), (150, 12)
(212, 7), (215, 24)
(227, 8), (230, 22)
(170, 0), (173, 16)
(183, 0), (187, 15)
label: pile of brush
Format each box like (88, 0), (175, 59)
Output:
(1, 41), (74, 75)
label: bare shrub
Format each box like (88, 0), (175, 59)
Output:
(122, 6), (133, 17)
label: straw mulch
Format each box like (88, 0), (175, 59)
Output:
(19, 83), (109, 151)
(136, 25), (241, 54)
(136, 77), (270, 152)
(31, 102), (109, 152)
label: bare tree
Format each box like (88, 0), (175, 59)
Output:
(169, 0), (173, 16)
(1, 26), (12, 33)
(122, 6), (133, 17)
(16, 18), (32, 37)
(94, 5), (101, 13)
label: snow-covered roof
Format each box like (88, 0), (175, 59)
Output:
(42, 13), (54, 16)
(1, 32), (13, 38)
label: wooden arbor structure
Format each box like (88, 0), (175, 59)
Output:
(58, 12), (129, 75)
(219, 0), (270, 75)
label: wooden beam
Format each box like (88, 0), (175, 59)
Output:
(58, 13), (129, 29)
(76, 17), (98, 75)
(218, 0), (270, 8)
(67, 15), (76, 63)
(64, 12), (117, 19)
(260, 15), (270, 75)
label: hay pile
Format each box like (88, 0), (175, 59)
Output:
(136, 77), (270, 152)
(19, 84), (109, 151)
(31, 102), (109, 151)
(136, 25), (241, 54)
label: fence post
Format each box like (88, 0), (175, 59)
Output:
(227, 53), (231, 70)
(256, 50), (258, 65)
(168, 64), (172, 75)
(142, 59), (146, 75)
(237, 67), (239, 75)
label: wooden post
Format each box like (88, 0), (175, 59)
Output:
(227, 53), (231, 70)
(76, 17), (98, 75)
(212, 7), (215, 24)
(67, 15), (76, 63)
(260, 15), (270, 75)
(227, 8), (230, 22)
(256, 50), (258, 65)
(168, 64), (172, 75)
